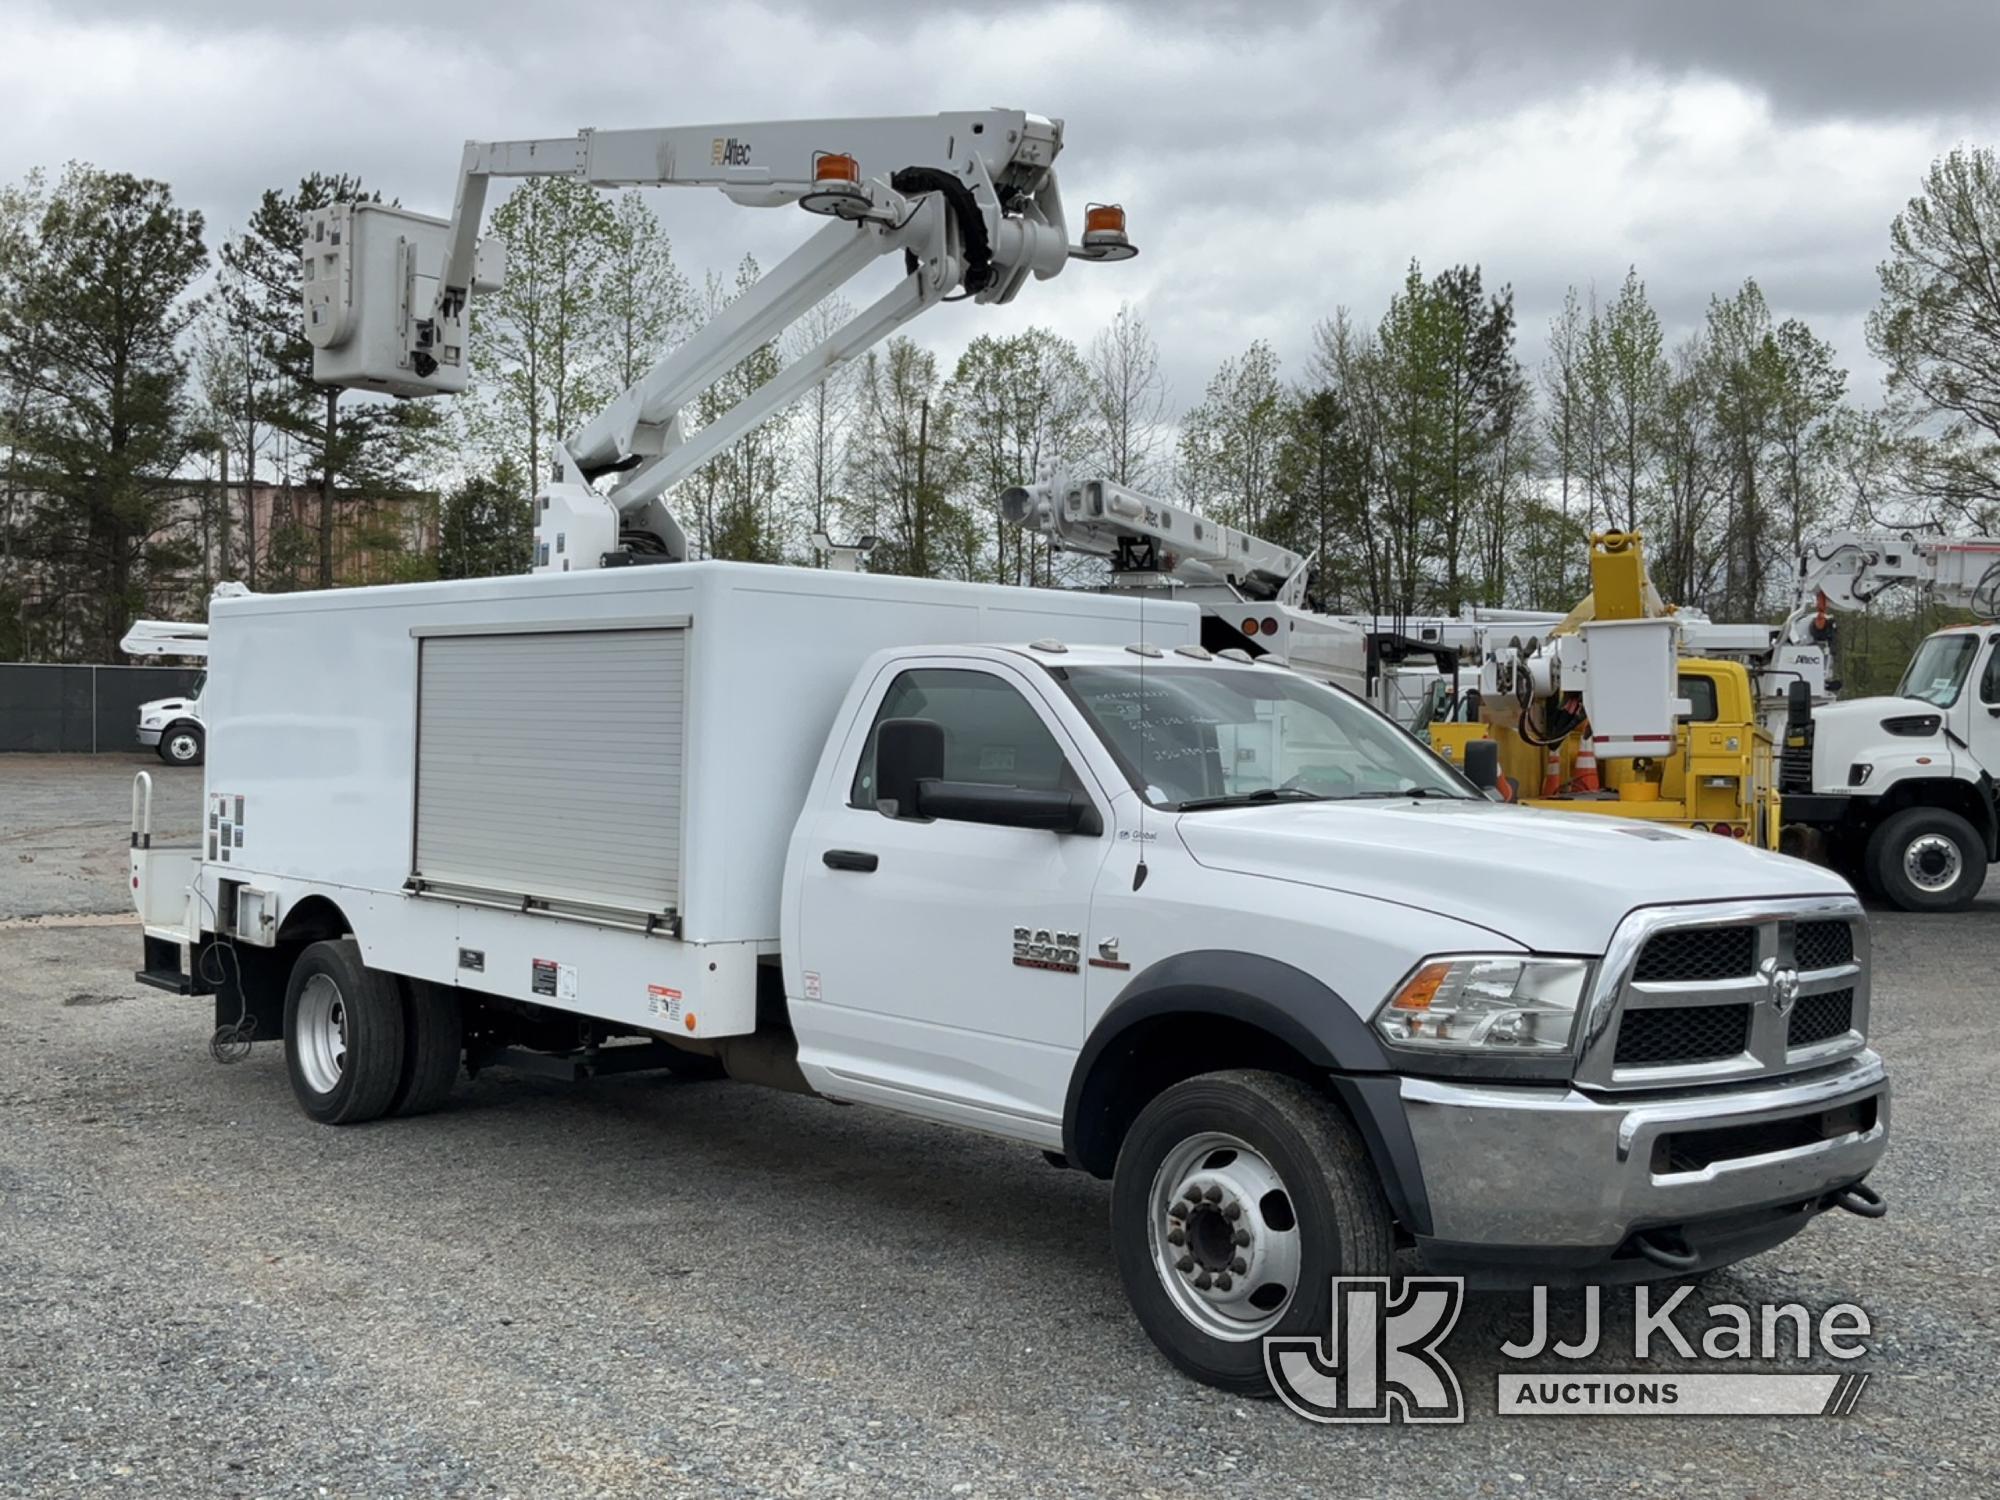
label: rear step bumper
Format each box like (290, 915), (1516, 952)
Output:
(134, 933), (211, 996)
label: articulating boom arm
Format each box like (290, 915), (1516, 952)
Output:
(1793, 531), (2000, 630)
(1000, 470), (1308, 603)
(303, 111), (1135, 572)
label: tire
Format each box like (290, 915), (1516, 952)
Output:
(392, 978), (464, 1116)
(283, 939), (406, 1124)
(1866, 806), (1987, 912)
(158, 724), (204, 766)
(1111, 1069), (1396, 1393)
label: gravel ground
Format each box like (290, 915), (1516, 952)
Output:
(2, 754), (1996, 1498)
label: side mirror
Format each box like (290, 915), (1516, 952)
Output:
(1462, 739), (1503, 800)
(915, 780), (1103, 836)
(875, 717), (944, 818)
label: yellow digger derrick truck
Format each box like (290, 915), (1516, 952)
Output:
(1427, 533), (1782, 849)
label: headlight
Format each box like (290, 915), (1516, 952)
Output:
(141, 715), (163, 727)
(1373, 956), (1590, 1055)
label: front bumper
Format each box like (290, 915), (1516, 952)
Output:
(1397, 1051), (1887, 1285)
(137, 727), (162, 747)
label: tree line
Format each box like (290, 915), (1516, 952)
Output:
(5, 148), (2000, 663)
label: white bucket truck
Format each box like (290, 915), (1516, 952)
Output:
(131, 560), (1891, 1390)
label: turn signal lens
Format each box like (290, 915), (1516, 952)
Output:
(1242, 617), (1260, 636)
(1374, 956), (1591, 1055)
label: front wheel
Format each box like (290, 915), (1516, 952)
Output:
(158, 724), (204, 766)
(1111, 1069), (1396, 1392)
(1866, 806), (1987, 912)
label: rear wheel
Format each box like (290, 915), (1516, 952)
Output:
(158, 724), (204, 766)
(1867, 806), (1986, 912)
(392, 978), (464, 1116)
(1111, 1069), (1396, 1393)
(284, 939), (405, 1124)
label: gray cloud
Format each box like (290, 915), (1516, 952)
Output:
(0, 0), (1986, 426)
(1367, 0), (2000, 122)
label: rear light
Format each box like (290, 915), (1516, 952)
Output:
(1242, 617), (1260, 636)
(1712, 823), (1737, 838)
(1690, 822), (1709, 832)
(1262, 616), (1279, 635)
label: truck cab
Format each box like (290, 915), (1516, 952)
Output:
(1783, 624), (1999, 910)
(137, 671), (205, 766)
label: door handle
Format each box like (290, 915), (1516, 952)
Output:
(822, 849), (879, 873)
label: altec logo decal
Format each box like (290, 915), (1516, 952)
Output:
(712, 137), (752, 167)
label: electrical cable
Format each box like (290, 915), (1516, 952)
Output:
(191, 882), (255, 1063)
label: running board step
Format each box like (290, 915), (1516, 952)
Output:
(134, 933), (211, 996)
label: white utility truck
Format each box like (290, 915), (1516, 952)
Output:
(132, 561), (1890, 1389)
(129, 110), (1889, 1391)
(121, 617), (212, 765)
(1778, 533), (2000, 910)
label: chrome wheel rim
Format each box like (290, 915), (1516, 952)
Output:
(167, 733), (198, 762)
(1904, 833), (1962, 893)
(296, 973), (348, 1094)
(1148, 1131), (1302, 1341)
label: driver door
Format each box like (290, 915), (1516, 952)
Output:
(790, 659), (1116, 1144)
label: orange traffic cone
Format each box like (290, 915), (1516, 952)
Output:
(1541, 743), (1563, 798)
(1573, 740), (1600, 793)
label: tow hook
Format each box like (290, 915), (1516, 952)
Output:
(1830, 1182), (1887, 1219)
(1631, 1231), (1702, 1272)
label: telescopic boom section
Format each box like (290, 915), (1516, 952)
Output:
(300, 111), (1137, 572)
(1000, 470), (1308, 603)
(1794, 530), (2000, 623)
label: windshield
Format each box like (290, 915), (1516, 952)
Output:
(1054, 663), (1472, 809)
(1897, 633), (1977, 708)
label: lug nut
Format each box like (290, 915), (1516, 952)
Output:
(1231, 1257), (1247, 1274)
(1223, 1202), (1241, 1221)
(1168, 1201), (1189, 1220)
(1233, 1229), (1250, 1247)
(1185, 1187), (1204, 1204)
(1204, 1185), (1223, 1203)
(1194, 1272), (1213, 1290)
(1176, 1255), (1194, 1274)
(1215, 1273), (1233, 1292)
(1167, 1227), (1185, 1246)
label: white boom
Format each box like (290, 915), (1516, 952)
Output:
(1794, 531), (2000, 622)
(303, 111), (1135, 573)
(119, 620), (210, 660)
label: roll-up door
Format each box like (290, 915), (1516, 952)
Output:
(413, 627), (685, 924)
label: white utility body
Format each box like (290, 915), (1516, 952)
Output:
(129, 110), (1889, 1394)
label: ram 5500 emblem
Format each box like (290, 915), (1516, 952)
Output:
(1013, 927), (1081, 974)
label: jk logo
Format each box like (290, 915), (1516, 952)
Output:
(1264, 1277), (1466, 1423)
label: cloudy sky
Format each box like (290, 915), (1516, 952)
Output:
(4, 0), (1997, 417)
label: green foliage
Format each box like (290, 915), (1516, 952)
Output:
(472, 176), (617, 492)
(439, 459), (532, 580)
(0, 164), (206, 659)
(1868, 145), (2000, 529)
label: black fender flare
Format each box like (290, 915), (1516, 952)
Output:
(1061, 949), (1432, 1235)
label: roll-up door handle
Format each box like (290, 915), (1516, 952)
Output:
(822, 849), (879, 873)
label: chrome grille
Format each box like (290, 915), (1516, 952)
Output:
(1577, 897), (1870, 1090)
(1788, 988), (1855, 1048)
(1613, 1004), (1751, 1066)
(1795, 920), (1853, 971)
(1633, 926), (1757, 983)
